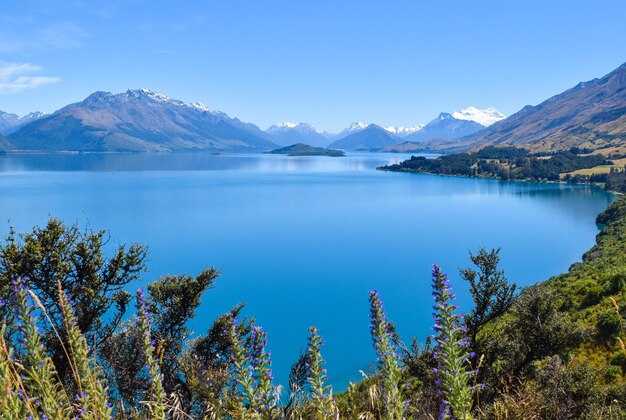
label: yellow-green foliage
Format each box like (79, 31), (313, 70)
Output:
(543, 195), (626, 378)
(58, 282), (112, 419)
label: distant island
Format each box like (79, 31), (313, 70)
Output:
(267, 143), (345, 157)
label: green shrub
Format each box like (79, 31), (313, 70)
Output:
(596, 310), (622, 342)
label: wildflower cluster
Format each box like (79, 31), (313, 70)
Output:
(369, 290), (405, 419)
(306, 326), (336, 419)
(136, 288), (166, 419)
(0, 278), (114, 418)
(229, 318), (277, 417)
(11, 277), (69, 418)
(249, 325), (277, 415)
(431, 264), (476, 420)
(58, 282), (112, 418)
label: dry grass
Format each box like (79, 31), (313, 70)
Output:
(591, 146), (626, 157)
(560, 165), (616, 178)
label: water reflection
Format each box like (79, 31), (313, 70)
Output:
(0, 151), (415, 173)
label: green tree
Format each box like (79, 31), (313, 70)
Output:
(460, 247), (517, 348)
(484, 286), (584, 377)
(0, 218), (147, 383)
(102, 268), (219, 413)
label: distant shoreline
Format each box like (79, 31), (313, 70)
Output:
(378, 166), (624, 195)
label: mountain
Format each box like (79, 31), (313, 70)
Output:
(8, 89), (276, 152)
(334, 122), (369, 140)
(450, 106), (505, 127)
(328, 124), (403, 150)
(453, 62), (626, 154)
(404, 112), (488, 143)
(0, 111), (46, 135)
(266, 122), (330, 147)
(384, 125), (425, 137)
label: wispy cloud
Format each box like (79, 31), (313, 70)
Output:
(0, 63), (60, 94)
(0, 19), (85, 53)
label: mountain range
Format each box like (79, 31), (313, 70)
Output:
(326, 107), (504, 150)
(7, 89), (276, 152)
(265, 122), (330, 147)
(328, 124), (403, 150)
(1, 96), (504, 152)
(421, 62), (626, 154)
(0, 111), (47, 135)
(403, 112), (491, 143)
(3, 61), (625, 154)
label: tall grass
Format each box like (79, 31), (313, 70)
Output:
(1, 265), (478, 419)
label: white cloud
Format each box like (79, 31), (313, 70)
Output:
(0, 62), (60, 94)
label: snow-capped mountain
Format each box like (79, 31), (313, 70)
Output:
(458, 62), (626, 153)
(268, 122), (311, 130)
(329, 124), (403, 150)
(266, 122), (331, 147)
(451, 106), (505, 127)
(384, 124), (425, 137)
(123, 88), (227, 117)
(404, 107), (506, 143)
(8, 89), (276, 152)
(334, 122), (369, 139)
(0, 111), (47, 135)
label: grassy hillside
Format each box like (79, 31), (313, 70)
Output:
(548, 195), (626, 374)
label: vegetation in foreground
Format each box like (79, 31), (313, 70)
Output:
(378, 146), (626, 193)
(1, 196), (626, 418)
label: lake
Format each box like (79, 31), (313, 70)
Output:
(0, 151), (616, 391)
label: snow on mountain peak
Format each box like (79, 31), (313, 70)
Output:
(385, 124), (425, 136)
(124, 89), (224, 116)
(267, 122), (322, 133)
(0, 110), (47, 122)
(451, 106), (505, 126)
(274, 122), (299, 129)
(348, 122), (368, 131)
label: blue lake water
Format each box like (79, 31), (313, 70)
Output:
(0, 152), (617, 391)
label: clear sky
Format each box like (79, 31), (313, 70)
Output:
(1, 0), (626, 132)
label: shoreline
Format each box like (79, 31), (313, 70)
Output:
(377, 166), (624, 195)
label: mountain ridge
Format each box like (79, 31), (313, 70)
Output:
(444, 61), (626, 154)
(328, 124), (403, 150)
(265, 122), (330, 147)
(404, 112), (487, 143)
(0, 111), (47, 135)
(8, 89), (277, 152)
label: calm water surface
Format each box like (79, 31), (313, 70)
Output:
(0, 152), (616, 390)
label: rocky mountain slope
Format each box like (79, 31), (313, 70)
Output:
(8, 89), (276, 152)
(328, 124), (403, 150)
(0, 111), (46, 135)
(265, 122), (330, 147)
(449, 62), (626, 154)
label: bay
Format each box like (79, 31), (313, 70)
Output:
(0, 151), (616, 390)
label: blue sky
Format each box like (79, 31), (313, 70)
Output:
(1, 0), (626, 132)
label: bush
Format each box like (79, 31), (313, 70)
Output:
(596, 310), (622, 342)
